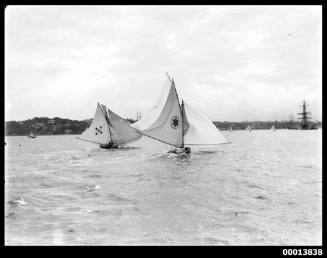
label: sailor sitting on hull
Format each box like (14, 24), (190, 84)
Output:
(168, 146), (191, 154)
(100, 142), (119, 149)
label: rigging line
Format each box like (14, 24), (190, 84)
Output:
(75, 137), (109, 145)
(136, 130), (181, 148)
(123, 135), (142, 145)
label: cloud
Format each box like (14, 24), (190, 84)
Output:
(5, 5), (322, 121)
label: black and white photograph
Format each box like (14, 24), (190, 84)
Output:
(4, 5), (322, 246)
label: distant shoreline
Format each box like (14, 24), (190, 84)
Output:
(5, 116), (321, 136)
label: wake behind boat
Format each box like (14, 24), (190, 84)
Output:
(131, 73), (229, 154)
(76, 103), (142, 149)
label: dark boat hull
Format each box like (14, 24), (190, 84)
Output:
(100, 144), (119, 149)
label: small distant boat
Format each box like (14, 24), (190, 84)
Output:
(76, 103), (142, 149)
(131, 73), (229, 154)
(27, 131), (37, 138)
(229, 126), (233, 132)
(246, 126), (252, 132)
(270, 125), (276, 131)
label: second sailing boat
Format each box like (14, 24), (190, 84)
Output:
(76, 103), (142, 149)
(132, 74), (229, 154)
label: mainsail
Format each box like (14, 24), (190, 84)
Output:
(133, 74), (228, 147)
(132, 75), (172, 131)
(132, 79), (184, 147)
(76, 103), (111, 145)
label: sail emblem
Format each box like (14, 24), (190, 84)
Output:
(171, 116), (180, 129)
(95, 126), (103, 135)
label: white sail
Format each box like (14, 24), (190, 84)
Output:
(132, 76), (172, 131)
(271, 125), (275, 130)
(107, 108), (142, 145)
(183, 102), (228, 145)
(77, 103), (111, 145)
(132, 80), (183, 147)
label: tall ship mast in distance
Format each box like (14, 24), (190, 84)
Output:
(297, 100), (317, 130)
(288, 114), (298, 130)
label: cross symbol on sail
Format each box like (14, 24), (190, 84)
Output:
(95, 126), (103, 135)
(171, 116), (179, 129)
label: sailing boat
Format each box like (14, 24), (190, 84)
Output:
(270, 125), (276, 131)
(246, 126), (252, 132)
(131, 74), (228, 153)
(229, 126), (233, 132)
(76, 103), (142, 149)
(27, 131), (37, 138)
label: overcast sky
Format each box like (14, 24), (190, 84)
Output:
(5, 5), (322, 122)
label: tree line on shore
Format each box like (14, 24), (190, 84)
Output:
(4, 117), (137, 136)
(5, 117), (321, 136)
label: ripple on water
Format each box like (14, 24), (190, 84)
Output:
(6, 212), (16, 219)
(88, 174), (102, 178)
(8, 197), (27, 207)
(254, 195), (269, 200)
(107, 193), (137, 205)
(84, 184), (101, 192)
(203, 237), (230, 245)
(5, 132), (322, 245)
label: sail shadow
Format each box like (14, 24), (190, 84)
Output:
(118, 146), (141, 151)
(197, 150), (218, 154)
(190, 150), (222, 157)
(94, 146), (140, 152)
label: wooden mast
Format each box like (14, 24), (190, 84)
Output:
(98, 102), (113, 145)
(298, 100), (312, 130)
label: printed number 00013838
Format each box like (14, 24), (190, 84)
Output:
(282, 249), (323, 256)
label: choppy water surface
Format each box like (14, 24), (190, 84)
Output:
(5, 130), (322, 245)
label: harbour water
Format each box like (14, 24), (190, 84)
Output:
(5, 129), (322, 245)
